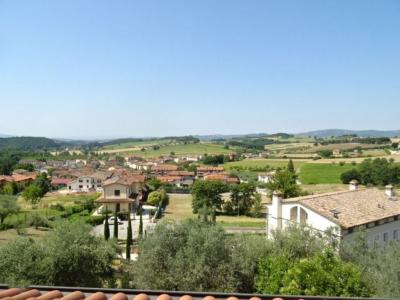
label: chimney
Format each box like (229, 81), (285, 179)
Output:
(267, 191), (283, 238)
(349, 179), (359, 191)
(385, 185), (395, 198)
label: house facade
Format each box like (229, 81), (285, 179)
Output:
(96, 175), (145, 213)
(267, 182), (400, 244)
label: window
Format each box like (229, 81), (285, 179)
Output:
(79, 185), (83, 189)
(78, 179), (83, 183)
(383, 232), (389, 242)
(86, 179), (89, 183)
(393, 230), (398, 241)
(290, 207), (298, 222)
(114, 190), (120, 196)
(300, 207), (308, 223)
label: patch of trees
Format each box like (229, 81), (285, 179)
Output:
(122, 220), (371, 297)
(202, 154), (229, 165)
(0, 137), (60, 150)
(318, 149), (333, 158)
(341, 158), (400, 186)
(0, 221), (116, 287)
(318, 137), (391, 145)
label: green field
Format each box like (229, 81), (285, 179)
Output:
(103, 142), (237, 157)
(101, 138), (172, 150)
(164, 193), (265, 228)
(298, 163), (355, 184)
(224, 159), (308, 171)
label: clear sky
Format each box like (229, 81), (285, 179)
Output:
(0, 0), (399, 138)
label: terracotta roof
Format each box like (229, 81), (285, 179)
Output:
(0, 285), (375, 300)
(204, 174), (239, 184)
(283, 188), (400, 228)
(96, 198), (136, 204)
(169, 171), (195, 176)
(51, 178), (72, 185)
(156, 176), (182, 183)
(103, 175), (145, 186)
(197, 166), (224, 171)
(0, 173), (36, 183)
(152, 164), (179, 171)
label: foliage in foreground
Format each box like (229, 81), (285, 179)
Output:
(0, 221), (117, 287)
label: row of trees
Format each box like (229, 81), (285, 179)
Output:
(341, 158), (400, 186)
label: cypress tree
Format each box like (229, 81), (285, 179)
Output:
(139, 207), (143, 238)
(104, 212), (110, 240)
(287, 159), (295, 174)
(126, 212), (132, 260)
(113, 210), (118, 239)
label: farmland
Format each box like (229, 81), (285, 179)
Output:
(100, 142), (236, 157)
(298, 163), (356, 184)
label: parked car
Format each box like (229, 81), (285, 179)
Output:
(106, 216), (123, 225)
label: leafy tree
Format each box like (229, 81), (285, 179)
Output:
(287, 159), (295, 173)
(280, 250), (370, 297)
(340, 168), (361, 184)
(126, 212), (132, 260)
(147, 189), (169, 209)
(130, 219), (237, 291)
(33, 173), (51, 196)
(2, 181), (18, 195)
(266, 170), (302, 198)
(0, 195), (20, 224)
(13, 163), (34, 172)
(104, 212), (110, 240)
(146, 178), (162, 191)
(249, 193), (263, 217)
(22, 184), (43, 208)
(224, 183), (256, 215)
(191, 180), (228, 214)
(392, 142), (399, 149)
(319, 150), (333, 158)
(27, 213), (49, 229)
(0, 221), (116, 287)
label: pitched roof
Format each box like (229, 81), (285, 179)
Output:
(152, 164), (179, 171)
(103, 175), (145, 186)
(197, 166), (224, 171)
(0, 285), (367, 300)
(169, 171), (195, 176)
(283, 188), (400, 229)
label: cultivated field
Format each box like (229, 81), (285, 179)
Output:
(298, 163), (355, 184)
(100, 142), (236, 157)
(223, 159), (308, 170)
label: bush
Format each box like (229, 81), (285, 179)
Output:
(50, 203), (65, 211)
(86, 215), (106, 226)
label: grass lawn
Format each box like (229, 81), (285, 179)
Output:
(102, 143), (237, 157)
(298, 163), (355, 184)
(223, 159), (309, 171)
(16, 192), (99, 210)
(0, 227), (50, 246)
(164, 193), (265, 228)
(164, 193), (195, 220)
(301, 184), (349, 194)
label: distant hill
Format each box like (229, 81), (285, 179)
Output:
(298, 129), (400, 138)
(0, 133), (12, 138)
(0, 137), (61, 150)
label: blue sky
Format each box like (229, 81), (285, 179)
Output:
(0, 0), (399, 138)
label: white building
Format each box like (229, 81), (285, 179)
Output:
(267, 181), (400, 243)
(258, 171), (276, 184)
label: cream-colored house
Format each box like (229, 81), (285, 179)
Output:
(96, 175), (145, 213)
(267, 182), (400, 243)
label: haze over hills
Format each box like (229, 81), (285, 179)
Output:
(297, 129), (400, 138)
(0, 129), (399, 148)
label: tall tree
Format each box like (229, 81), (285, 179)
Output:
(138, 206), (143, 237)
(104, 212), (110, 240)
(266, 170), (302, 198)
(287, 159), (295, 174)
(113, 210), (118, 239)
(126, 212), (132, 260)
